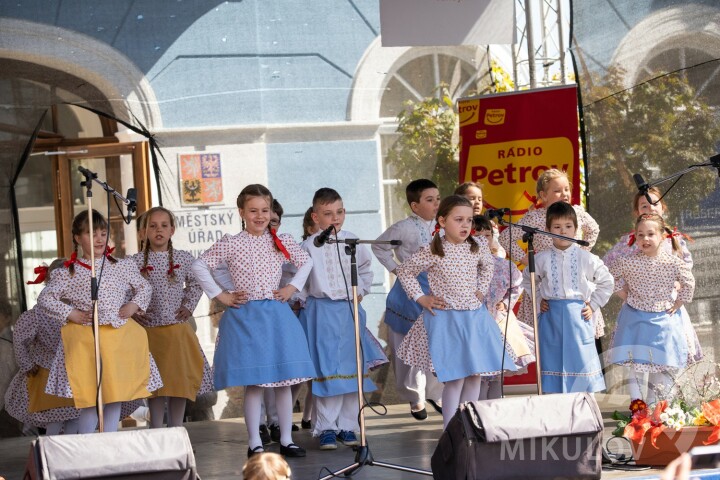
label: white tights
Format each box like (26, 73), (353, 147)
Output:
(479, 378), (503, 400)
(441, 377), (482, 429)
(246, 386), (296, 450)
(149, 396), (187, 428)
(78, 402), (122, 433)
(627, 370), (672, 404)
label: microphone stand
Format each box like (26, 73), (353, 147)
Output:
(496, 217), (589, 396)
(636, 153), (720, 205)
(77, 167), (136, 432)
(319, 237), (433, 479)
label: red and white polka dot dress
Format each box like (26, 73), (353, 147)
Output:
(131, 249), (213, 396)
(37, 259), (163, 398)
(4, 308), (80, 427)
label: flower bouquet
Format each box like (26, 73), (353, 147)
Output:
(613, 362), (720, 466)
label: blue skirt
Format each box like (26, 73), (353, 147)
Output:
(608, 304), (688, 369)
(384, 273), (430, 335)
(423, 306), (517, 383)
(539, 299), (605, 393)
(213, 300), (316, 389)
(299, 297), (378, 397)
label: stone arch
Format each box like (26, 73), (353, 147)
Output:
(0, 18), (162, 129)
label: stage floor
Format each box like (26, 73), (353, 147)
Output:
(0, 401), (668, 479)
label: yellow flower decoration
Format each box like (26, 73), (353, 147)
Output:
(694, 414), (709, 426)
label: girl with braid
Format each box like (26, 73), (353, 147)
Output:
(192, 184), (316, 458)
(37, 209), (162, 434)
(396, 195), (517, 429)
(131, 207), (212, 428)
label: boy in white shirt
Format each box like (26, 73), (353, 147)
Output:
(372, 179), (443, 420)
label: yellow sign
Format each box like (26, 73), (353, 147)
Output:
(464, 137), (574, 212)
(484, 108), (506, 125)
(458, 99), (480, 127)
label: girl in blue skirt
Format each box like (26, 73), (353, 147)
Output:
(607, 213), (695, 403)
(522, 202), (614, 393)
(192, 184), (316, 458)
(396, 195), (517, 429)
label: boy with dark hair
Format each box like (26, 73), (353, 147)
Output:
(372, 179), (443, 420)
(521, 201), (613, 393)
(296, 188), (387, 450)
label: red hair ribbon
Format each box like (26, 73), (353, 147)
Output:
(270, 228), (291, 260)
(670, 227), (693, 243)
(167, 264), (181, 275)
(627, 232), (636, 246)
(433, 223), (441, 236)
(105, 246), (115, 257)
(140, 265), (154, 274)
(63, 252), (91, 270)
(470, 229), (476, 236)
(26, 265), (48, 285)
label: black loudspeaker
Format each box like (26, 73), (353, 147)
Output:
(431, 393), (603, 480)
(24, 427), (198, 480)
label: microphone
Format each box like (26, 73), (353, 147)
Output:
(486, 208), (510, 220)
(632, 173), (654, 206)
(77, 166), (97, 179)
(313, 225), (335, 248)
(125, 188), (137, 222)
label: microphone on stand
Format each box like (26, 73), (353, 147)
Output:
(313, 225), (335, 248)
(125, 188), (137, 223)
(486, 208), (510, 220)
(632, 173), (654, 206)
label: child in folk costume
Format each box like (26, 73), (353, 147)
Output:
(607, 213), (695, 403)
(521, 202), (613, 393)
(372, 179), (443, 421)
(4, 259), (80, 435)
(192, 184), (315, 458)
(603, 187), (701, 365)
(396, 195), (517, 429)
(498, 169), (602, 336)
(36, 209), (162, 434)
(131, 207), (212, 428)
(454, 181), (508, 257)
(473, 215), (534, 400)
(455, 181), (484, 217)
(297, 188), (388, 450)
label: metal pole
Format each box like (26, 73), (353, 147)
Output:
(557, 0), (567, 83)
(525, 0), (537, 88)
(541, 0), (550, 85)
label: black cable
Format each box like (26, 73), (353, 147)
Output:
(652, 174), (685, 205)
(332, 228), (387, 420)
(582, 57), (720, 108)
(498, 212), (513, 398)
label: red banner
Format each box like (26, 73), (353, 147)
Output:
(458, 86), (581, 214)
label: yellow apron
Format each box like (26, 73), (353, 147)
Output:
(62, 319), (152, 408)
(27, 367), (75, 412)
(144, 322), (204, 401)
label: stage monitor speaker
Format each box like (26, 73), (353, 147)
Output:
(432, 392), (603, 480)
(24, 426), (198, 480)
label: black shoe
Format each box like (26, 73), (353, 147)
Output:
(301, 419), (312, 430)
(292, 423), (299, 431)
(411, 407), (428, 421)
(247, 445), (264, 457)
(259, 425), (271, 445)
(269, 423), (281, 443)
(280, 443), (306, 458)
(427, 399), (443, 415)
